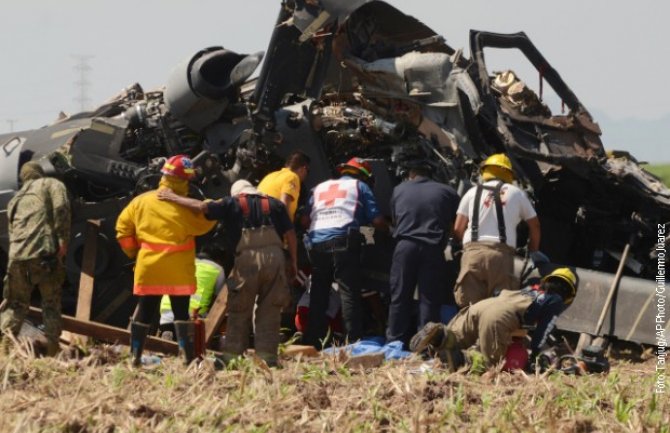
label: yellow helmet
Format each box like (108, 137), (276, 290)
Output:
(482, 153), (513, 171)
(481, 153), (514, 183)
(542, 267), (578, 305)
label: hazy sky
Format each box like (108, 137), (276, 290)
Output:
(1, 0), (668, 160)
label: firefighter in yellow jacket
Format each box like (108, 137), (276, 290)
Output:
(116, 155), (216, 366)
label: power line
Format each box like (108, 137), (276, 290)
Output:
(72, 54), (94, 112)
(6, 119), (17, 132)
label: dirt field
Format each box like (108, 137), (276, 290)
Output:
(0, 341), (666, 433)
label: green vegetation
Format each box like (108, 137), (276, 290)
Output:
(0, 343), (666, 432)
(644, 163), (670, 186)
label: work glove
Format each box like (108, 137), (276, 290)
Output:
(444, 238), (462, 262)
(529, 250), (550, 266)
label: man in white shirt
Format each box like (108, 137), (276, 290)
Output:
(453, 153), (544, 307)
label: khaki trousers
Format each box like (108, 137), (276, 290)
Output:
(223, 227), (288, 362)
(454, 242), (518, 307)
(447, 290), (532, 364)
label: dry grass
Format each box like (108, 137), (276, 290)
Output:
(0, 342), (666, 433)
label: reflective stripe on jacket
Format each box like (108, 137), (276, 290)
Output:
(115, 176), (216, 296)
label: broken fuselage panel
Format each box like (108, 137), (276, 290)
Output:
(0, 0), (666, 343)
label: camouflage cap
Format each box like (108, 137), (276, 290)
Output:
(19, 161), (45, 182)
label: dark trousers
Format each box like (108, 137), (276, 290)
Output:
(386, 238), (447, 347)
(136, 295), (189, 324)
(304, 242), (363, 348)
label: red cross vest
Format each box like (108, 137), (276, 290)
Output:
(309, 179), (359, 231)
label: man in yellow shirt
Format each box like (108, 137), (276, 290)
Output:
(257, 151), (310, 221)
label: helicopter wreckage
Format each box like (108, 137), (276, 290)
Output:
(0, 0), (667, 348)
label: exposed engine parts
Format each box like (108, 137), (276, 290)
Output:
(0, 1), (666, 343)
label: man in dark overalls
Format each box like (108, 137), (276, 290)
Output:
(159, 179), (297, 366)
(386, 161), (459, 348)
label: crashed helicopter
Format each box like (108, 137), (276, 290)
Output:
(0, 0), (667, 346)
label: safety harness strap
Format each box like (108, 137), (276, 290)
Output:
(238, 193), (272, 227)
(471, 185), (483, 242)
(471, 181), (506, 243)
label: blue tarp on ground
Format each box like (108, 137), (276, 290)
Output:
(321, 305), (459, 361)
(322, 336), (412, 360)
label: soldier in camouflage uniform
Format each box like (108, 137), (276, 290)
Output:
(0, 161), (71, 355)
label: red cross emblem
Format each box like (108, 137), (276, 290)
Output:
(318, 183), (347, 207)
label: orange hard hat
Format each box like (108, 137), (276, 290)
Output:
(337, 157), (372, 178)
(161, 155), (195, 180)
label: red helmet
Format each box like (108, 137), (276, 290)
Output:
(337, 157), (372, 178)
(161, 155), (195, 180)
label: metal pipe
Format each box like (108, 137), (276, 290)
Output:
(593, 243), (630, 337)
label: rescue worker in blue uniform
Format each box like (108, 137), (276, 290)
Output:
(386, 161), (460, 348)
(303, 157), (387, 348)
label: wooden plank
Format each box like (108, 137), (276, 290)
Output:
(74, 220), (100, 344)
(575, 333), (593, 357)
(204, 283), (229, 344)
(31, 307), (309, 360)
(593, 243), (630, 337)
(75, 220), (100, 320)
(93, 289), (132, 323)
(344, 353), (385, 370)
(128, 304), (140, 330)
(60, 331), (77, 345)
(28, 306), (179, 355)
(282, 344), (319, 358)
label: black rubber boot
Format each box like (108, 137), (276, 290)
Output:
(174, 321), (196, 365)
(256, 351), (279, 368)
(130, 322), (150, 367)
(46, 339), (60, 357)
(214, 352), (239, 370)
